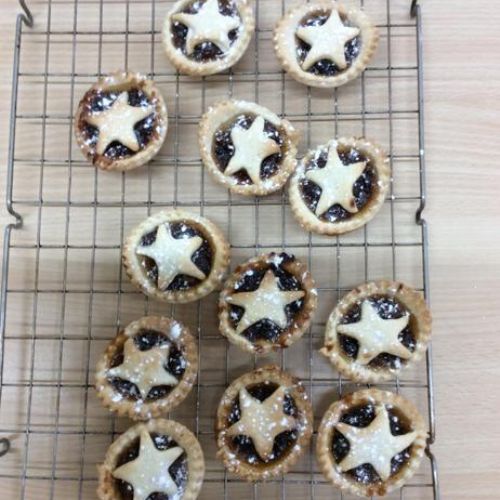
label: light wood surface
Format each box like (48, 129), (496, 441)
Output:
(0, 0), (499, 499)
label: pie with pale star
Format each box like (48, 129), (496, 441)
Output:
(289, 137), (390, 235)
(98, 419), (204, 500)
(123, 209), (230, 303)
(218, 252), (317, 354)
(216, 366), (313, 481)
(163, 0), (255, 76)
(199, 100), (300, 196)
(321, 280), (432, 383)
(316, 389), (427, 497)
(274, 1), (379, 88)
(95, 316), (199, 420)
(74, 71), (168, 171)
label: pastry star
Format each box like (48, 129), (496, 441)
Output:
(227, 269), (305, 335)
(224, 116), (281, 185)
(336, 404), (417, 481)
(296, 9), (360, 71)
(227, 386), (297, 461)
(136, 223), (206, 291)
(172, 0), (240, 55)
(337, 300), (411, 365)
(305, 140), (367, 217)
(86, 92), (154, 155)
(113, 429), (184, 500)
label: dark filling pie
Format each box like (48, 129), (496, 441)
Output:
(229, 253), (305, 343)
(213, 113), (286, 185)
(300, 146), (375, 222)
(108, 329), (186, 401)
(139, 222), (213, 291)
(296, 11), (362, 77)
(227, 382), (298, 465)
(79, 89), (158, 160)
(338, 296), (417, 370)
(114, 433), (188, 499)
(171, 0), (240, 62)
(332, 404), (413, 484)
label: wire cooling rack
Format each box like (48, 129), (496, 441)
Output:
(0, 0), (438, 498)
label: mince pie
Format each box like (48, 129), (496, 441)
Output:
(317, 389), (427, 497)
(98, 419), (204, 500)
(274, 1), (379, 88)
(321, 281), (432, 383)
(74, 71), (167, 171)
(199, 100), (299, 196)
(123, 209), (230, 303)
(163, 0), (255, 76)
(219, 252), (317, 354)
(216, 366), (313, 481)
(289, 137), (390, 235)
(95, 316), (198, 420)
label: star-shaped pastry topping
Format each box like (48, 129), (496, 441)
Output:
(85, 92), (154, 155)
(305, 140), (367, 217)
(172, 0), (240, 55)
(227, 269), (305, 335)
(337, 300), (411, 365)
(113, 429), (184, 500)
(227, 386), (297, 461)
(335, 404), (417, 481)
(296, 9), (360, 71)
(107, 338), (178, 399)
(224, 116), (281, 184)
(136, 223), (206, 291)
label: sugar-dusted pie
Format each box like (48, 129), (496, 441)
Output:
(163, 0), (255, 76)
(317, 389), (427, 497)
(218, 252), (317, 354)
(216, 365), (313, 481)
(274, 1), (379, 88)
(98, 419), (204, 499)
(199, 100), (300, 196)
(289, 137), (390, 235)
(74, 71), (167, 171)
(123, 209), (230, 303)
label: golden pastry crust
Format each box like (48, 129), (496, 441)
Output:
(316, 389), (427, 497)
(122, 209), (230, 303)
(289, 137), (389, 235)
(274, 1), (379, 89)
(97, 419), (205, 500)
(199, 99), (299, 196)
(95, 316), (198, 420)
(218, 252), (317, 354)
(74, 71), (167, 171)
(162, 0), (255, 76)
(215, 365), (313, 481)
(320, 280), (432, 383)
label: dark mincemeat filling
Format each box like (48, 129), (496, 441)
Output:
(109, 329), (186, 401)
(213, 114), (286, 185)
(332, 404), (413, 484)
(339, 295), (416, 370)
(300, 146), (375, 222)
(229, 253), (304, 343)
(115, 433), (188, 499)
(296, 12), (361, 77)
(228, 382), (298, 465)
(171, 0), (240, 62)
(79, 89), (157, 161)
(139, 222), (213, 291)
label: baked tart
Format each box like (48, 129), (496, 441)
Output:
(199, 100), (299, 196)
(123, 210), (230, 303)
(74, 71), (167, 171)
(317, 389), (427, 497)
(216, 365), (313, 481)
